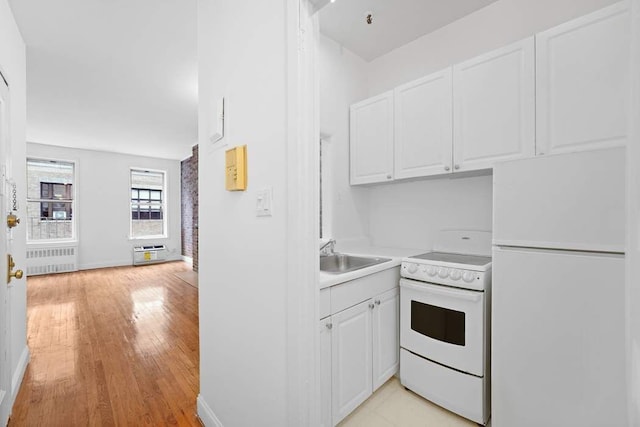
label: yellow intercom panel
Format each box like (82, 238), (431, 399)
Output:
(225, 145), (247, 191)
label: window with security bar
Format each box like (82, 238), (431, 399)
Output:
(130, 169), (166, 238)
(26, 158), (75, 241)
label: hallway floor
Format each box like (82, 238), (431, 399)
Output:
(8, 262), (201, 426)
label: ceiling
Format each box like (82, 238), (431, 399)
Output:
(319, 0), (499, 62)
(9, 0), (197, 160)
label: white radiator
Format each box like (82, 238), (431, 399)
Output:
(133, 245), (169, 266)
(26, 246), (78, 276)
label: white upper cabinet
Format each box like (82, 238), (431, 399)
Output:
(453, 37), (535, 172)
(350, 91), (394, 185)
(394, 69), (453, 179)
(536, 2), (630, 155)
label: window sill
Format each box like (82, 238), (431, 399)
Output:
(27, 239), (78, 247)
(128, 235), (168, 241)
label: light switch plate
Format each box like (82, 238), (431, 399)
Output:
(256, 188), (273, 217)
(210, 97), (224, 143)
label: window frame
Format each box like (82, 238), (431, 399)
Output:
(26, 157), (78, 244)
(129, 167), (168, 240)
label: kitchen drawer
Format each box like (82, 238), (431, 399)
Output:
(320, 288), (331, 320)
(331, 267), (400, 315)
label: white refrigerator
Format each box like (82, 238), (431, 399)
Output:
(491, 147), (627, 427)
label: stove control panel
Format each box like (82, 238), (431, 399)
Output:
(400, 262), (491, 291)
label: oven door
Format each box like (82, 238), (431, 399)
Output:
(400, 278), (485, 376)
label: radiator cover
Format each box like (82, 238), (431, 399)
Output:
(27, 246), (78, 275)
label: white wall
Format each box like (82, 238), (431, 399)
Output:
(27, 143), (182, 269)
(319, 35), (370, 241)
(368, 175), (493, 249)
(628, 0), (640, 424)
(366, 0), (620, 95)
(197, 0), (294, 425)
(0, 0), (28, 409)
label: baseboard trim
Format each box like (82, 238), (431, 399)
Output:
(11, 346), (29, 397)
(182, 255), (193, 263)
(79, 255), (183, 271)
(197, 395), (223, 427)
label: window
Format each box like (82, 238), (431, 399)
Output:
(130, 169), (166, 238)
(26, 159), (75, 241)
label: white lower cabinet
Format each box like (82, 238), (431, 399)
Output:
(331, 299), (373, 424)
(372, 288), (400, 390)
(319, 278), (400, 426)
(320, 318), (333, 427)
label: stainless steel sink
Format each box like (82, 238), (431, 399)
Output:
(320, 253), (391, 274)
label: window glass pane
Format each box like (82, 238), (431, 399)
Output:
(27, 159), (75, 241)
(130, 169), (166, 238)
(27, 201), (73, 240)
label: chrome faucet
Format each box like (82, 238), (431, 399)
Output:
(320, 239), (336, 256)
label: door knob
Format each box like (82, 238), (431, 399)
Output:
(7, 254), (23, 284)
(6, 213), (20, 228)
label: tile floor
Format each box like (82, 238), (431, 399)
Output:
(338, 377), (479, 427)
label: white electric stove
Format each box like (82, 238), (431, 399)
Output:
(399, 230), (492, 425)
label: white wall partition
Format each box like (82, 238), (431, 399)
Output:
(627, 0), (640, 424)
(197, 0), (317, 425)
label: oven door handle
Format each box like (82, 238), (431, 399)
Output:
(401, 279), (481, 302)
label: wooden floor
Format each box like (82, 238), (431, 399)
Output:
(8, 262), (201, 426)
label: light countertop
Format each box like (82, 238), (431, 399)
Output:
(319, 245), (426, 289)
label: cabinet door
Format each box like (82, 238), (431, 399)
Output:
(350, 92), (394, 185)
(372, 288), (399, 391)
(319, 318), (333, 427)
(394, 69), (453, 179)
(453, 37), (535, 172)
(331, 299), (373, 425)
(536, 2), (630, 156)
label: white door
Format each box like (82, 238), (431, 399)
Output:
(400, 279), (485, 376)
(0, 74), (12, 426)
(453, 37), (535, 172)
(350, 92), (394, 185)
(394, 69), (453, 179)
(536, 2), (631, 155)
(319, 318), (332, 427)
(331, 299), (372, 425)
(492, 247), (627, 427)
(372, 287), (399, 390)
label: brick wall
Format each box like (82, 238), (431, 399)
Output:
(181, 145), (198, 271)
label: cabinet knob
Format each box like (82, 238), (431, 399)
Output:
(369, 303), (375, 309)
(375, 300), (380, 305)
(326, 323), (332, 330)
(386, 174), (392, 179)
(454, 164), (460, 170)
(444, 166), (450, 171)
